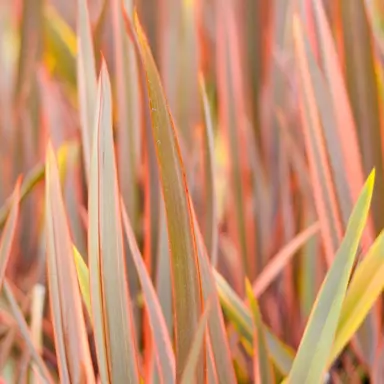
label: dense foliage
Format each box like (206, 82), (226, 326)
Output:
(1, 1), (384, 383)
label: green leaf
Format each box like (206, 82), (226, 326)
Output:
(287, 169), (375, 384)
(73, 245), (91, 319)
(132, 11), (204, 381)
(245, 280), (275, 384)
(338, 8), (384, 361)
(43, 4), (76, 87)
(329, 229), (384, 364)
(88, 60), (139, 383)
(214, 271), (295, 375)
(45, 142), (95, 383)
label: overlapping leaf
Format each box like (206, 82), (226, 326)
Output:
(287, 170), (375, 383)
(121, 201), (175, 383)
(45, 143), (95, 383)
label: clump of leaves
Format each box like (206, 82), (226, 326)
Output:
(1, 0), (384, 383)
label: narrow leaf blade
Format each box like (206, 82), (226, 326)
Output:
(0, 179), (21, 290)
(287, 170), (375, 383)
(121, 201), (176, 384)
(88, 61), (140, 383)
(330, 230), (384, 364)
(77, 0), (97, 182)
(245, 280), (275, 384)
(180, 300), (212, 384)
(132, 11), (204, 380)
(45, 143), (95, 383)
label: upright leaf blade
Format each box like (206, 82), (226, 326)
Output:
(330, 230), (384, 364)
(293, 14), (343, 264)
(112, 0), (142, 234)
(191, 200), (238, 383)
(45, 143), (95, 383)
(340, 0), (384, 234)
(77, 0), (97, 182)
(216, 2), (256, 279)
(88, 61), (139, 383)
(312, 0), (374, 247)
(73, 245), (91, 319)
(132, 12), (204, 381)
(180, 300), (212, 384)
(245, 280), (275, 384)
(0, 179), (21, 290)
(121, 201), (176, 384)
(287, 170), (375, 384)
(199, 75), (218, 264)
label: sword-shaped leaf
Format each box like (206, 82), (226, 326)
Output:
(287, 170), (375, 383)
(88, 61), (140, 383)
(45, 143), (95, 383)
(130, 11), (204, 381)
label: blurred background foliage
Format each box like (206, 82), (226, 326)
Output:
(1, 0), (384, 383)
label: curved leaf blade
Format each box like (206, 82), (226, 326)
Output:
(252, 223), (320, 298)
(132, 11), (204, 380)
